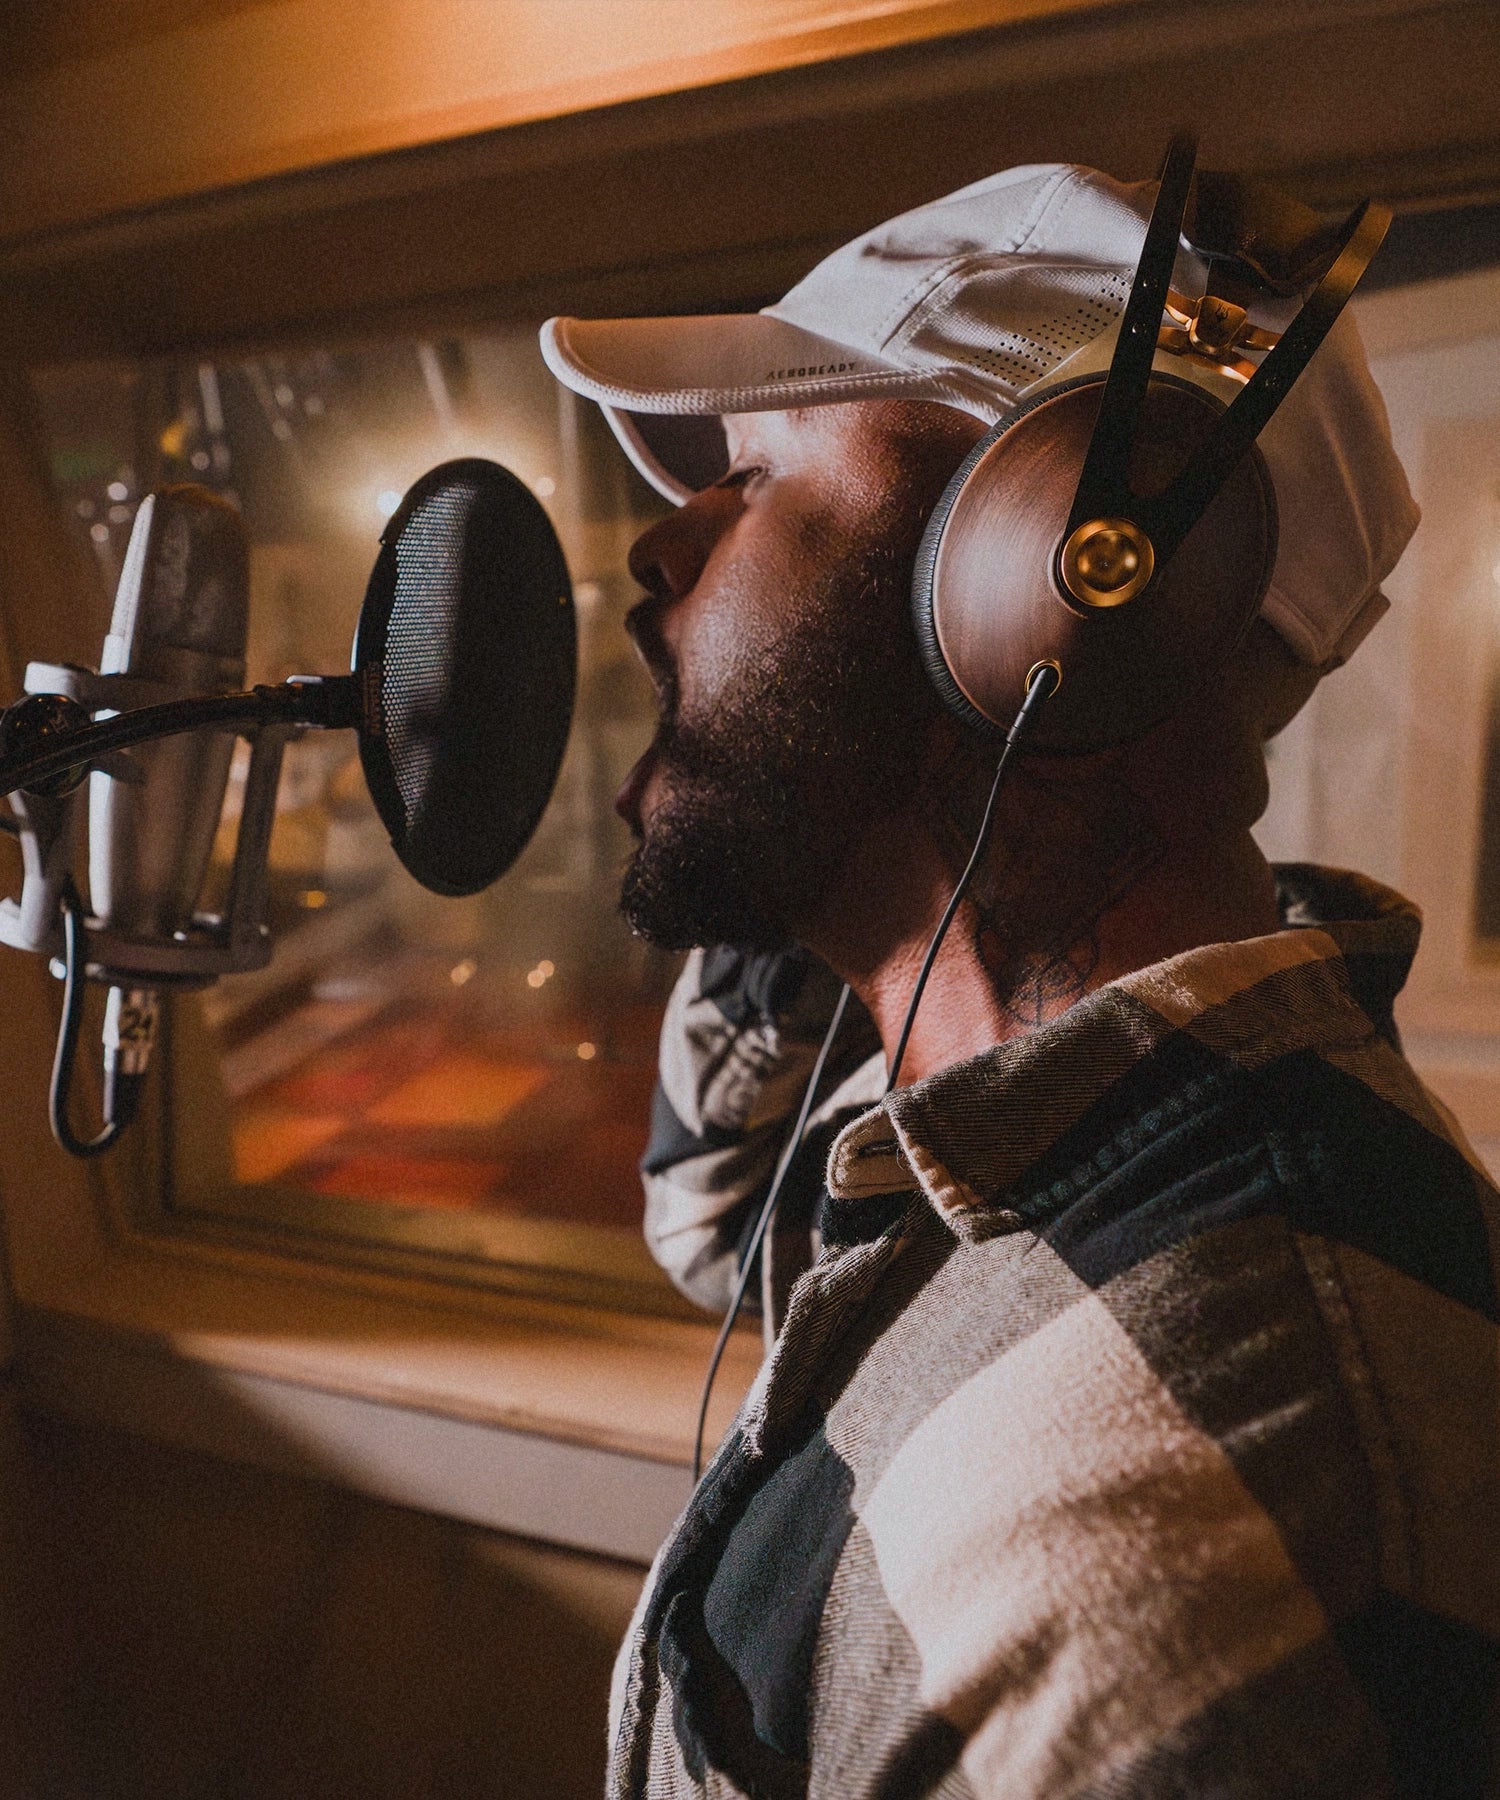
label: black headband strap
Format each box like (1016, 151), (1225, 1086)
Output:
(1138, 198), (1390, 564)
(1065, 133), (1391, 573)
(1067, 132), (1199, 537)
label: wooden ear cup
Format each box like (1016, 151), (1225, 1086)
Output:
(912, 372), (1277, 754)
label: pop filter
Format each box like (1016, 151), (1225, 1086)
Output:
(0, 457), (578, 900)
(354, 458), (576, 896)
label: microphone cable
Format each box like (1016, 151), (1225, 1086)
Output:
(687, 661), (1060, 1482)
(49, 877), (144, 1159)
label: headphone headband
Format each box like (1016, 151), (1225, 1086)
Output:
(914, 133), (1392, 753)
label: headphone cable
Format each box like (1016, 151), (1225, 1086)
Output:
(886, 661), (1060, 1093)
(688, 660), (1059, 1481)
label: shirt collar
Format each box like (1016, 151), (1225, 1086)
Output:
(826, 865), (1421, 1229)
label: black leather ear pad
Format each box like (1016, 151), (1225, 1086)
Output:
(912, 377), (1089, 746)
(912, 371), (1277, 755)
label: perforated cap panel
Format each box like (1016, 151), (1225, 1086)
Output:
(354, 459), (576, 896)
(927, 270), (1133, 392)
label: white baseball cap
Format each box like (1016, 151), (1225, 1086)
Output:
(541, 162), (1419, 668)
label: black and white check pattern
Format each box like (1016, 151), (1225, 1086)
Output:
(619, 866), (1500, 1798)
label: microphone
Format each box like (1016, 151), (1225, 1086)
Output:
(88, 486), (249, 941)
(0, 487), (250, 1154)
(0, 458), (576, 1158)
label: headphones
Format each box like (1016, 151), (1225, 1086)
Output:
(911, 134), (1390, 755)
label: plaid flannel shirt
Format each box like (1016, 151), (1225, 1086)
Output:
(615, 866), (1500, 1799)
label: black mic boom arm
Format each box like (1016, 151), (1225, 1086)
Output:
(0, 671), (361, 984)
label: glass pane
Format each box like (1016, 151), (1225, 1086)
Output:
(1477, 747), (1500, 943)
(1476, 553), (1500, 955)
(30, 329), (687, 1309)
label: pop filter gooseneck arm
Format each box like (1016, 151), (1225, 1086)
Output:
(0, 679), (356, 804)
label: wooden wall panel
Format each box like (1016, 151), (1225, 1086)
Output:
(0, 1394), (87, 1798)
(0, 1400), (644, 1800)
(0, 2), (1495, 366)
(0, 0), (1107, 243)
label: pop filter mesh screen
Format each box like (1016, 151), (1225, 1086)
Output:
(354, 458), (576, 896)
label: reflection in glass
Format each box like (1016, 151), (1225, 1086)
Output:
(31, 329), (684, 1307)
(1476, 582), (1500, 954)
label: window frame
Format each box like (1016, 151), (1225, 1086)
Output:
(0, 197), (781, 1571)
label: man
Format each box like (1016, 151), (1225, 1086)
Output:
(542, 161), (1499, 1798)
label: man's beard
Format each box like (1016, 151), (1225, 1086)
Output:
(620, 544), (934, 952)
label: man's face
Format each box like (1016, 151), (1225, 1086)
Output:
(617, 401), (985, 950)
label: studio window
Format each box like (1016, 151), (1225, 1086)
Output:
(30, 325), (689, 1310)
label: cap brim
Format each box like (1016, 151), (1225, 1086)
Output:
(540, 313), (921, 417)
(542, 313), (954, 502)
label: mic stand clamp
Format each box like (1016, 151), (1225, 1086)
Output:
(0, 668), (356, 1160)
(0, 661), (313, 985)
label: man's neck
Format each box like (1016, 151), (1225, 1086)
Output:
(808, 816), (1281, 1088)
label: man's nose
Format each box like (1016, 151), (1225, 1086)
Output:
(627, 487), (740, 604)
